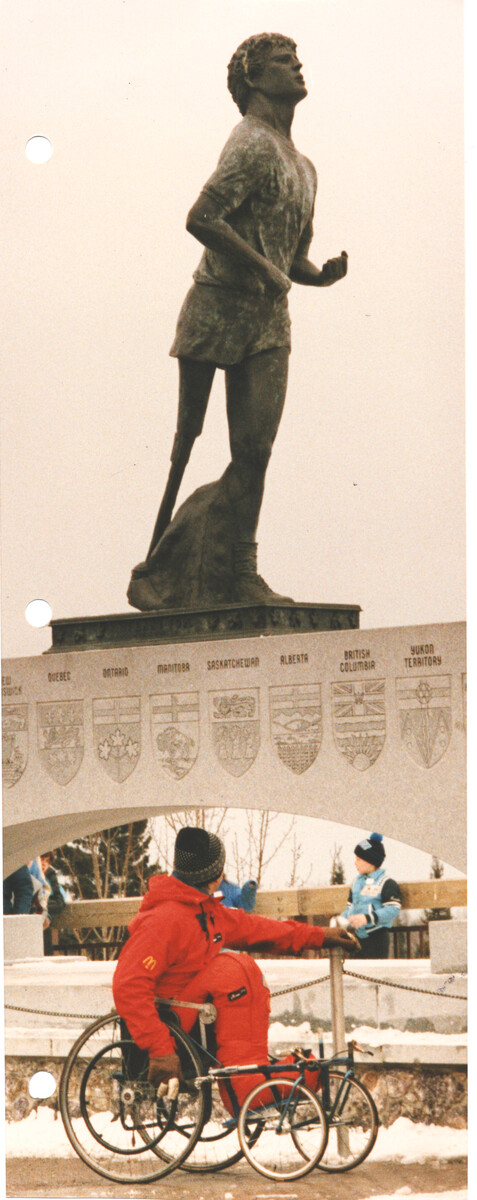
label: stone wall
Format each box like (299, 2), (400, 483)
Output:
(359, 1066), (467, 1129)
(5, 1055), (467, 1129)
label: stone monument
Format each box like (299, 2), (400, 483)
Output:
(128, 33), (348, 615)
(2, 621), (466, 874)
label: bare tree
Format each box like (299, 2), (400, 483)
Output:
(56, 822), (154, 959)
(150, 808), (312, 889)
(149, 809), (230, 874)
(330, 843), (345, 886)
(212, 809), (308, 889)
(424, 855), (451, 922)
(286, 829), (312, 888)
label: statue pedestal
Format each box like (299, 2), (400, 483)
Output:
(47, 601), (361, 653)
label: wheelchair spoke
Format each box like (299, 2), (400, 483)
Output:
(237, 1078), (327, 1181)
(60, 1013), (206, 1183)
(318, 1071), (379, 1172)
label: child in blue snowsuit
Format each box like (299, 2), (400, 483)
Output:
(337, 833), (401, 959)
(217, 877), (257, 912)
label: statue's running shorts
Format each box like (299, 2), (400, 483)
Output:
(170, 282), (291, 367)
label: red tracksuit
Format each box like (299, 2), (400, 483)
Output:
(113, 874), (325, 1108)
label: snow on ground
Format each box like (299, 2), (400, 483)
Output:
(345, 1025), (467, 1047)
(4, 1107), (468, 1162)
(268, 1020), (467, 1047)
(367, 1118), (467, 1164)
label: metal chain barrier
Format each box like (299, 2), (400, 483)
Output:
(343, 967), (467, 1000)
(270, 968), (467, 1001)
(5, 964), (467, 1020)
(4, 998), (216, 1020)
(5, 1003), (113, 1019)
(270, 973), (330, 998)
(4, 977), (332, 1019)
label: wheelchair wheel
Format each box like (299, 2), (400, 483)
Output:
(59, 1012), (206, 1184)
(140, 1017), (262, 1172)
(166, 1075), (263, 1173)
(237, 1077), (327, 1181)
(316, 1072), (379, 1172)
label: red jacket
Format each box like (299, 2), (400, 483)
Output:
(112, 874), (325, 1057)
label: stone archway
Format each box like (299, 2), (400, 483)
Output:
(2, 621), (466, 874)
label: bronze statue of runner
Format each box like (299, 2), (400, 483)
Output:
(128, 33), (347, 611)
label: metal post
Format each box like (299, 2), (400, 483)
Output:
(329, 947), (350, 1161)
(329, 947), (346, 1056)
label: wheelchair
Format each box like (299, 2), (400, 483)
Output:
(59, 1004), (378, 1183)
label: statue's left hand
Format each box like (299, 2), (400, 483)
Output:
(318, 251), (348, 286)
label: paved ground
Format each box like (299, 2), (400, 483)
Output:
(5, 1157), (467, 1198)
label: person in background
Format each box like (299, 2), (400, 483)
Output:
(217, 876), (257, 912)
(28, 855), (49, 911)
(29, 853), (66, 954)
(40, 852), (67, 954)
(3, 865), (34, 914)
(336, 833), (401, 959)
(151, 861), (258, 911)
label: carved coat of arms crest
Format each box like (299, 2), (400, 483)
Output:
(150, 692), (199, 779)
(37, 700), (84, 785)
(2, 704), (28, 788)
(396, 676), (452, 768)
(331, 679), (386, 771)
(93, 696), (141, 782)
(269, 684), (322, 774)
(210, 689), (260, 777)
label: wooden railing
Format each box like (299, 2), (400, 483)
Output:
(53, 878), (466, 952)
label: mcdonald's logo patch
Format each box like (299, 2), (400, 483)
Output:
(142, 956), (157, 971)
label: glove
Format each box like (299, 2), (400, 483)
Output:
(321, 926), (361, 952)
(147, 1052), (183, 1099)
(241, 880), (258, 911)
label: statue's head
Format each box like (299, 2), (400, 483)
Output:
(227, 33), (300, 115)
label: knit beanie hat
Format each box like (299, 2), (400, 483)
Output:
(173, 827), (226, 886)
(354, 832), (385, 868)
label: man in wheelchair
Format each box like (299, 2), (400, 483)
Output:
(113, 825), (357, 1111)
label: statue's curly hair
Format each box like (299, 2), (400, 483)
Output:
(227, 33), (297, 116)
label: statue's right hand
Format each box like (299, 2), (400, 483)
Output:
(263, 262), (292, 297)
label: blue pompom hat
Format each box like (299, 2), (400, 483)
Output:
(354, 832), (385, 868)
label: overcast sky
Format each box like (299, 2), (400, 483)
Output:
(1, 1), (467, 881)
(1, 0), (465, 659)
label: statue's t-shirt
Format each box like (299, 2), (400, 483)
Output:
(170, 116), (317, 366)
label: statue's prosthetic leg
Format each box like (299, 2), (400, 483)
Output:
(146, 430), (197, 562)
(145, 360), (216, 566)
(130, 351), (294, 606)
